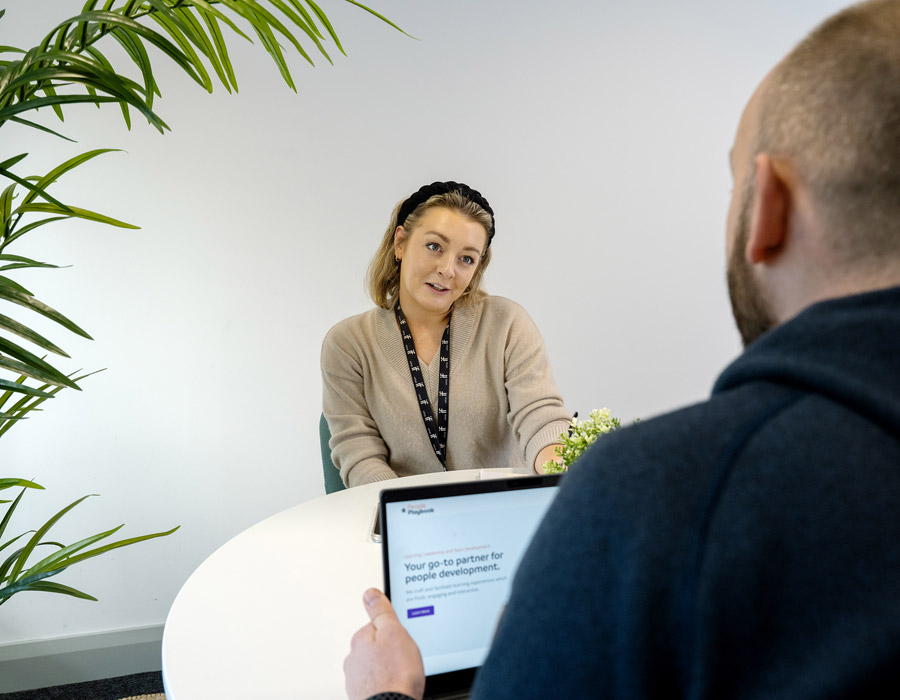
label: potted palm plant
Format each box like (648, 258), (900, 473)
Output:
(0, 0), (403, 605)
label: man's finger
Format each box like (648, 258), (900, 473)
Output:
(363, 587), (399, 629)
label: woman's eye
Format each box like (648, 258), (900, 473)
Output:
(426, 242), (440, 252)
(461, 255), (474, 265)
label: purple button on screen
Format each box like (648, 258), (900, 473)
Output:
(407, 606), (434, 619)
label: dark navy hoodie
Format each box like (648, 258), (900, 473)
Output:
(475, 286), (900, 700)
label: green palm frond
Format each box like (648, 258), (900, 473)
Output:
(0, 0), (404, 134)
(0, 483), (179, 605)
(0, 149), (136, 408)
(0, 370), (104, 438)
(0, 0), (406, 605)
(0, 1), (404, 414)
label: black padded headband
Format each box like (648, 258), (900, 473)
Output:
(396, 181), (496, 245)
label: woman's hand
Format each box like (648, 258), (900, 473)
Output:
(534, 443), (565, 474)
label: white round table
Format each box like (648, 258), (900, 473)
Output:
(162, 468), (529, 700)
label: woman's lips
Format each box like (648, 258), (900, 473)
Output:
(426, 282), (449, 292)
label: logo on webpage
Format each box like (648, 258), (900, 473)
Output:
(402, 503), (435, 516)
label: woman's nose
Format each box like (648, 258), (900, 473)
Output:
(437, 257), (454, 277)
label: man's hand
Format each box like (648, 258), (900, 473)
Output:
(344, 588), (426, 700)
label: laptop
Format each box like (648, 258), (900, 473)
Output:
(380, 474), (562, 699)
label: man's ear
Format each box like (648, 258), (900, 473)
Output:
(746, 153), (792, 264)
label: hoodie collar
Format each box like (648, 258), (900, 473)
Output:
(714, 285), (900, 438)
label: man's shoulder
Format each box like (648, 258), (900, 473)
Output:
(560, 382), (798, 507)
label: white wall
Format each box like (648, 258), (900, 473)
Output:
(0, 0), (848, 646)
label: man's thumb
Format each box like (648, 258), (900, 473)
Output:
(363, 588), (398, 629)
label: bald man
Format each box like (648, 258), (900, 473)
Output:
(345, 1), (900, 697)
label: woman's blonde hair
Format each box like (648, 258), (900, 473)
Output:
(366, 187), (495, 310)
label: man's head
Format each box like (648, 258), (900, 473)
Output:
(726, 0), (900, 346)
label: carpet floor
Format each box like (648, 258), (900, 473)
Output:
(0, 671), (165, 700)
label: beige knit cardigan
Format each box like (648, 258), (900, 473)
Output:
(321, 296), (572, 487)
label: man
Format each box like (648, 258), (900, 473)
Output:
(344, 0), (900, 697)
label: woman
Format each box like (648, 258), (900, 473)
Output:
(321, 181), (571, 487)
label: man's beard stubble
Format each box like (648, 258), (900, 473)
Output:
(727, 178), (777, 347)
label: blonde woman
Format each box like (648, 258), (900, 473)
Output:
(321, 181), (571, 487)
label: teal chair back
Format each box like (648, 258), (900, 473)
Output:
(320, 413), (346, 494)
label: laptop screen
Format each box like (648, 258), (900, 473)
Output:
(381, 475), (561, 694)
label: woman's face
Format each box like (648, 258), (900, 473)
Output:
(394, 207), (488, 320)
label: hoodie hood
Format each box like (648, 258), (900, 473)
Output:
(714, 285), (900, 439)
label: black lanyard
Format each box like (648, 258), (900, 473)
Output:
(395, 304), (450, 469)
